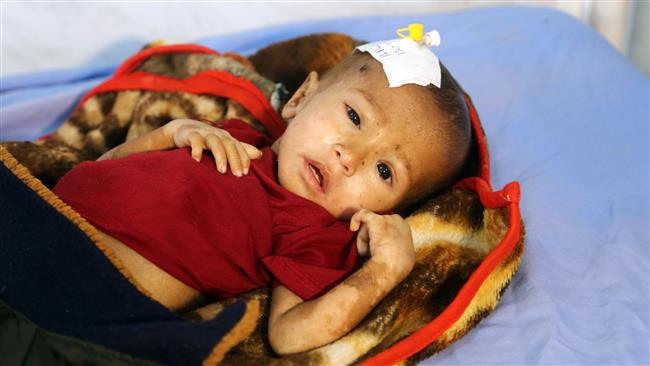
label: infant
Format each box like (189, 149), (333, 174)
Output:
(52, 51), (471, 355)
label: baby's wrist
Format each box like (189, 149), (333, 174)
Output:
(368, 254), (414, 283)
(162, 120), (182, 140)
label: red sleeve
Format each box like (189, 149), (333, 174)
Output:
(209, 118), (275, 148)
(260, 224), (359, 301)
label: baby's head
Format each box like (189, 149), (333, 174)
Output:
(272, 51), (471, 219)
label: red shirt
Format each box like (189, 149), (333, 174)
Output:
(53, 119), (358, 301)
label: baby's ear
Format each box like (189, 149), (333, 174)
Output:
(281, 71), (320, 120)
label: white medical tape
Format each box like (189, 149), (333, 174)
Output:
(356, 33), (442, 89)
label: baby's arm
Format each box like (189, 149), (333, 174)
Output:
(268, 209), (415, 355)
(98, 119), (262, 176)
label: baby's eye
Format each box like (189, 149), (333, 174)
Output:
(377, 162), (392, 183)
(347, 105), (361, 127)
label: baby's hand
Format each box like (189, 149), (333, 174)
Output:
(164, 119), (262, 176)
(349, 209), (415, 280)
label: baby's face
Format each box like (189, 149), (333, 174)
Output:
(273, 55), (446, 219)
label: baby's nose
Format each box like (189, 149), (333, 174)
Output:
(334, 144), (365, 176)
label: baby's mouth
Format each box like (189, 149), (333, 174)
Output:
(304, 158), (329, 193)
(309, 164), (324, 187)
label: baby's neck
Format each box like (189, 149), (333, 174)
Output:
(271, 139), (280, 155)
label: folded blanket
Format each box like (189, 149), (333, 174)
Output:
(0, 34), (524, 365)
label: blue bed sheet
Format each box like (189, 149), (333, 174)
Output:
(1, 7), (648, 365)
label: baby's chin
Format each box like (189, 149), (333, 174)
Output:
(295, 189), (356, 220)
(282, 180), (355, 220)
(311, 199), (358, 220)
(331, 206), (358, 221)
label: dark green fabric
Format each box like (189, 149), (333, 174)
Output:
(0, 300), (163, 366)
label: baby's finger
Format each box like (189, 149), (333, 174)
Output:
(349, 209), (372, 231)
(356, 225), (370, 256)
(224, 140), (243, 177)
(235, 142), (251, 175)
(242, 143), (263, 159)
(188, 132), (205, 162)
(206, 134), (227, 173)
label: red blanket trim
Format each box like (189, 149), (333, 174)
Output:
(360, 95), (521, 366)
(76, 44), (286, 140)
(465, 95), (491, 185)
(113, 44), (219, 76)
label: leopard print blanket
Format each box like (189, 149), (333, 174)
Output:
(0, 34), (524, 365)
